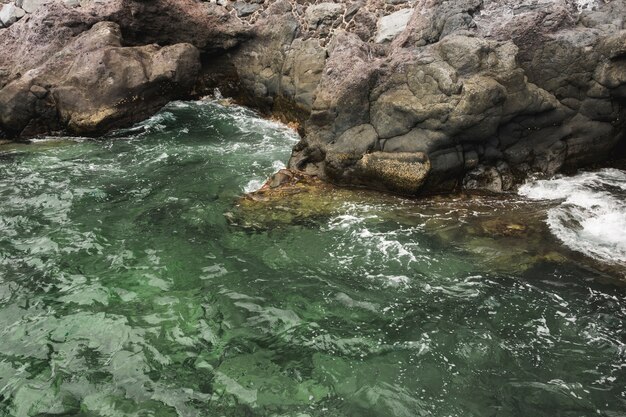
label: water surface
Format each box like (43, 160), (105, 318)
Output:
(0, 100), (624, 417)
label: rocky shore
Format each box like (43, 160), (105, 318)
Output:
(1, 0), (625, 194)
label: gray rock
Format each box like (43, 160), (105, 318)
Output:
(2, 0), (624, 197)
(29, 84), (47, 99)
(0, 2), (25, 26)
(0, 22), (201, 137)
(233, 1), (260, 17)
(16, 0), (49, 13)
(374, 8), (412, 43)
(281, 38), (327, 111)
(463, 165), (504, 193)
(329, 124), (378, 154)
(305, 3), (343, 28)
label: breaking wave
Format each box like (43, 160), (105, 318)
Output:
(519, 169), (626, 266)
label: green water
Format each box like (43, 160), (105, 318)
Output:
(0, 100), (624, 417)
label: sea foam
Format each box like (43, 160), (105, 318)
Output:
(519, 169), (626, 265)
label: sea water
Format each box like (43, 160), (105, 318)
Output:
(0, 100), (624, 417)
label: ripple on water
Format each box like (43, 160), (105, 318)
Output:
(0, 101), (624, 417)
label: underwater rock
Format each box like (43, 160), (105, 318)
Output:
(226, 171), (626, 281)
(225, 169), (400, 229)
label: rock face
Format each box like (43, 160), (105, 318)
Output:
(208, 0), (626, 194)
(17, 0), (50, 14)
(1, 0), (625, 195)
(1, 21), (200, 136)
(0, 0), (250, 137)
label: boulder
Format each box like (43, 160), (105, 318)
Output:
(374, 8), (412, 43)
(0, 2), (25, 27)
(16, 0), (49, 13)
(233, 1), (260, 17)
(0, 0), (250, 138)
(305, 2), (343, 28)
(0, 21), (201, 136)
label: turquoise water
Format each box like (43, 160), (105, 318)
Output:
(0, 100), (624, 417)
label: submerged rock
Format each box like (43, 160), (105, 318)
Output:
(226, 169), (401, 229)
(226, 168), (626, 281)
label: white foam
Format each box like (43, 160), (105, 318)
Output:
(272, 160), (286, 171)
(519, 169), (626, 265)
(243, 179), (264, 194)
(241, 160), (289, 193)
(326, 203), (421, 269)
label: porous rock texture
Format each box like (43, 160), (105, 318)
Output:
(208, 0), (626, 194)
(1, 0), (625, 195)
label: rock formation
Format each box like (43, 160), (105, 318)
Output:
(0, 0), (249, 137)
(210, 0), (626, 194)
(1, 0), (625, 194)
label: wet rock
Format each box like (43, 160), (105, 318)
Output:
(463, 165), (508, 193)
(226, 168), (401, 229)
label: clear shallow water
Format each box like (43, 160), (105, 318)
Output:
(0, 100), (624, 417)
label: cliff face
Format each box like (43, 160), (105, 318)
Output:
(1, 0), (625, 194)
(214, 0), (626, 194)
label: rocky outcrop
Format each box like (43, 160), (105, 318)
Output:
(209, 0), (626, 195)
(1, 0), (625, 195)
(0, 0), (249, 137)
(1, 21), (200, 136)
